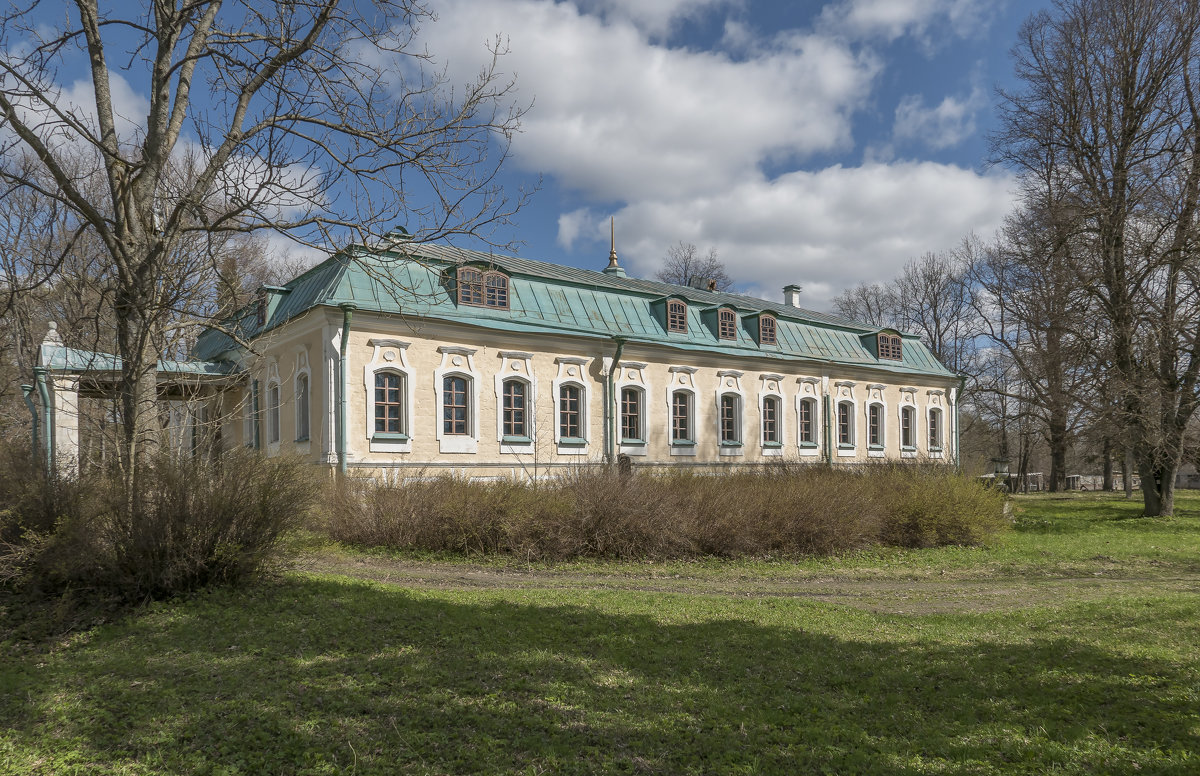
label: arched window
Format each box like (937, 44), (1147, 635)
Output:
(798, 398), (816, 445)
(457, 266), (510, 309)
(720, 393), (741, 444)
(295, 373), (310, 441)
(443, 375), (470, 435)
(559, 384), (583, 440)
(374, 371), (405, 434)
(758, 315), (777, 345)
(878, 333), (903, 360)
(502, 378), (528, 439)
(620, 387), (643, 442)
(900, 406), (916, 449)
(928, 408), (943, 450)
(868, 403), (883, 448)
(718, 308), (737, 340)
(762, 395), (780, 444)
(667, 300), (688, 333)
(671, 390), (693, 443)
(837, 401), (854, 447)
(266, 383), (281, 444)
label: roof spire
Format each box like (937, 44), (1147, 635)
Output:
(603, 216), (627, 277)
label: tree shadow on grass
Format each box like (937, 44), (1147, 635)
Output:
(1, 577), (1197, 775)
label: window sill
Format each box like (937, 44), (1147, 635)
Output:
(901, 446), (917, 452)
(558, 437), (588, 446)
(671, 439), (696, 446)
(798, 441), (818, 449)
(837, 443), (856, 450)
(501, 435), (532, 444)
(868, 444), (884, 451)
(762, 441), (783, 449)
(928, 446), (943, 453)
(620, 438), (646, 446)
(372, 433), (410, 442)
(719, 440), (743, 448)
(295, 435), (310, 443)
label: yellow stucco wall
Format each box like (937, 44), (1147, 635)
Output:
(231, 309), (958, 478)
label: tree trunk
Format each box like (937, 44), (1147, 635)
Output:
(1123, 447), (1134, 499)
(1047, 414), (1068, 492)
(1102, 436), (1114, 491)
(1138, 456), (1177, 517)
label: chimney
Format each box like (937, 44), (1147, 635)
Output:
(783, 284), (803, 307)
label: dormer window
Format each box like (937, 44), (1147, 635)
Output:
(758, 314), (777, 345)
(878, 333), (902, 360)
(718, 308), (737, 340)
(667, 300), (687, 333)
(457, 266), (509, 309)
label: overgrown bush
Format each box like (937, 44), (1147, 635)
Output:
(320, 462), (1008, 561)
(0, 441), (318, 602)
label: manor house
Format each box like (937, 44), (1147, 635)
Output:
(36, 238), (960, 478)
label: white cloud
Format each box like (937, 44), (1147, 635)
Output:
(893, 86), (985, 149)
(574, 0), (742, 38)
(420, 0), (878, 200)
(820, 0), (994, 44)
(563, 162), (1017, 309)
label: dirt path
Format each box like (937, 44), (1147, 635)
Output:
(294, 552), (1200, 614)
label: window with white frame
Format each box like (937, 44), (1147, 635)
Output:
(901, 406), (916, 449)
(266, 383), (281, 444)
(837, 401), (854, 446)
(620, 387), (644, 442)
(559, 384), (584, 441)
(868, 403), (883, 448)
(374, 371), (405, 435)
(671, 390), (693, 443)
(443, 375), (471, 435)
(799, 397), (816, 445)
(762, 395), (780, 445)
(928, 408), (943, 450)
(502, 378), (529, 439)
(295, 373), (310, 441)
(720, 393), (741, 444)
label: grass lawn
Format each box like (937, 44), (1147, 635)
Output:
(1, 491), (1198, 774)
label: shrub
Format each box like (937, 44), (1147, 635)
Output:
(319, 462), (1007, 561)
(0, 443), (318, 602)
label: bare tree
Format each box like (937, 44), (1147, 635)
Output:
(994, 0), (1200, 514)
(655, 242), (733, 290)
(831, 282), (897, 328)
(894, 249), (979, 375)
(0, 1), (526, 488)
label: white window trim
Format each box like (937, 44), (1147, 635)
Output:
(834, 380), (857, 457)
(795, 377), (820, 456)
(364, 339), (413, 454)
(899, 387), (919, 457)
(758, 373), (786, 456)
(495, 351), (536, 454)
(926, 389), (946, 459)
(716, 370), (745, 456)
(294, 348), (311, 451)
(553, 356), (591, 456)
(667, 365), (698, 456)
(865, 383), (887, 459)
(242, 378), (255, 448)
(435, 346), (479, 454)
(264, 359), (281, 455)
(615, 361), (650, 456)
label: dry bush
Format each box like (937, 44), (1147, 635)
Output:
(319, 462), (1007, 561)
(0, 443), (318, 602)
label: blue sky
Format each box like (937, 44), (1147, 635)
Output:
(417, 0), (1044, 308)
(9, 0), (1044, 311)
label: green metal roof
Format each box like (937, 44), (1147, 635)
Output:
(40, 342), (237, 377)
(192, 242), (955, 379)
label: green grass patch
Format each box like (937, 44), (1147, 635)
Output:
(1, 491), (1198, 774)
